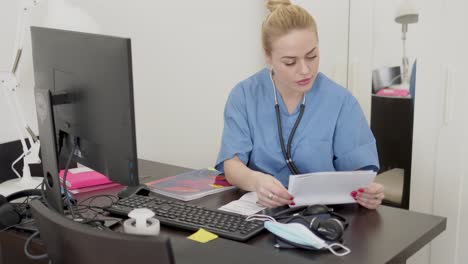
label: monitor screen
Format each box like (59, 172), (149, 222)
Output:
(372, 66), (401, 93)
(31, 27), (140, 213)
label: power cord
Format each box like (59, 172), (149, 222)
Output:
(23, 230), (48, 260)
(0, 220), (34, 233)
(74, 194), (122, 231)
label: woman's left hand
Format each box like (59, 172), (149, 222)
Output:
(351, 182), (385, 209)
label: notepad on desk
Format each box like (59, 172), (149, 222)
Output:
(145, 168), (236, 201)
(218, 192), (266, 216)
(288, 170), (376, 207)
(59, 167), (113, 190)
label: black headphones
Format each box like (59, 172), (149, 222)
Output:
(273, 204), (348, 243)
(0, 189), (42, 230)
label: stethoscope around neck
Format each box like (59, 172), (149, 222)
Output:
(270, 71), (305, 175)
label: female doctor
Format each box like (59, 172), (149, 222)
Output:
(215, 0), (385, 209)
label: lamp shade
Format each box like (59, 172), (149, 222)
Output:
(395, 0), (419, 24)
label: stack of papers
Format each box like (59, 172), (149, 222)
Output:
(218, 192), (266, 216)
(288, 170), (376, 207)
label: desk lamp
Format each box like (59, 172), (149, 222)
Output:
(0, 0), (43, 196)
(395, 0), (419, 87)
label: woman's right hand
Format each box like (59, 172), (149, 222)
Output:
(253, 172), (294, 208)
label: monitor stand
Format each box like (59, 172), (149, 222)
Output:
(117, 184), (150, 199)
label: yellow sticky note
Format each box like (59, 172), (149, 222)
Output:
(187, 228), (218, 243)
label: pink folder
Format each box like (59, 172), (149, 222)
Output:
(376, 88), (409, 97)
(59, 169), (113, 190)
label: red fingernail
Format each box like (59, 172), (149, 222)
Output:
(351, 191), (357, 197)
(290, 197), (294, 201)
(290, 202), (296, 206)
(358, 188), (365, 193)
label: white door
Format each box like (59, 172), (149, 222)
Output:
(430, 0), (468, 262)
(409, 0), (468, 263)
(348, 0), (373, 122)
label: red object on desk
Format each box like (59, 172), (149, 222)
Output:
(59, 168), (113, 190)
(67, 182), (122, 195)
(376, 88), (409, 97)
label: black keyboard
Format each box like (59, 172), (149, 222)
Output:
(105, 195), (264, 241)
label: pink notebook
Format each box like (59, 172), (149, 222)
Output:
(59, 167), (113, 190)
(376, 88), (409, 97)
(68, 182), (122, 195)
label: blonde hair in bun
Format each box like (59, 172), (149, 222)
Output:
(266, 0), (291, 13)
(262, 0), (318, 55)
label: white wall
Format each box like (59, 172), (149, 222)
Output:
(78, 1), (266, 169)
(0, 0), (102, 145)
(347, 0), (421, 122)
(348, 0), (373, 122)
(349, 1), (468, 263)
(0, 0), (351, 169)
(0, 0), (28, 144)
(405, 2), (444, 261)
(371, 0), (420, 70)
(0, 1), (424, 163)
(351, 0), (420, 121)
(2, 1), (467, 263)
(132, 1), (265, 169)
(360, 1), (468, 264)
(295, 0), (350, 88)
(1, 0), (266, 168)
(408, 0), (468, 263)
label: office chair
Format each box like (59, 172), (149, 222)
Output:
(29, 199), (175, 264)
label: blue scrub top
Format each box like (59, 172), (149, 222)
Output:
(215, 68), (379, 187)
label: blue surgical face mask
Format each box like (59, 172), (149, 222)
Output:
(264, 221), (351, 256)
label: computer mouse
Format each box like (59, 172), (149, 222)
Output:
(117, 184), (150, 199)
(302, 204), (331, 216)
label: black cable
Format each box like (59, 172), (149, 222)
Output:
(78, 194), (118, 207)
(23, 230), (49, 260)
(75, 194), (118, 220)
(15, 181), (42, 209)
(72, 194), (122, 230)
(62, 141), (78, 219)
(0, 223), (22, 233)
(57, 131), (66, 156)
(5, 188), (43, 231)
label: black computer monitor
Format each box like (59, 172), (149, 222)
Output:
(31, 27), (140, 213)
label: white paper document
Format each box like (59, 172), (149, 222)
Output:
(288, 170), (376, 206)
(218, 192), (266, 216)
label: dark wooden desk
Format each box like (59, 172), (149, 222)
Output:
(0, 160), (446, 264)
